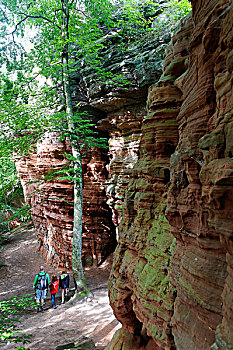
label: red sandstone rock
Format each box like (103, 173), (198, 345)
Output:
(100, 106), (146, 228)
(108, 16), (192, 350)
(15, 132), (116, 268)
(166, 1), (233, 349)
(108, 1), (233, 349)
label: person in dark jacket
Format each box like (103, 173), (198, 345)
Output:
(49, 274), (59, 309)
(59, 270), (69, 304)
(33, 266), (50, 312)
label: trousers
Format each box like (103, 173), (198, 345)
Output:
(51, 294), (56, 307)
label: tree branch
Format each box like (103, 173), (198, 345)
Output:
(54, 8), (63, 15)
(18, 12), (62, 30)
(8, 16), (28, 44)
(74, 7), (89, 18)
(8, 12), (61, 44)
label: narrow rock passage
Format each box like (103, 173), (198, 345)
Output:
(0, 227), (119, 349)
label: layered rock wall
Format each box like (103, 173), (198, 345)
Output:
(166, 1), (233, 349)
(15, 134), (73, 267)
(107, 15), (193, 350)
(108, 0), (233, 349)
(15, 27), (169, 268)
(15, 133), (116, 268)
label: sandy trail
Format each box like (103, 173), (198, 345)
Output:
(0, 227), (119, 349)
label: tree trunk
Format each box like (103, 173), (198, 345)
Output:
(61, 0), (86, 292)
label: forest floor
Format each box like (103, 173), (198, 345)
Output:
(0, 226), (120, 350)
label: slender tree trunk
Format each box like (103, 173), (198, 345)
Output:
(61, 0), (86, 292)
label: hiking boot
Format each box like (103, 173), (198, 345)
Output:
(53, 306), (56, 309)
(38, 307), (43, 312)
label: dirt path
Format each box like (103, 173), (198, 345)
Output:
(0, 227), (120, 349)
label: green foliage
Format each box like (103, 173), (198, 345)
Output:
(0, 155), (17, 203)
(58, 110), (109, 152)
(168, 0), (192, 21)
(152, 0), (191, 34)
(0, 157), (19, 233)
(0, 294), (36, 347)
(0, 150), (31, 238)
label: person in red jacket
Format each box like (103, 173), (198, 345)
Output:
(49, 274), (59, 309)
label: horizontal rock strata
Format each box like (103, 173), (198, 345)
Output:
(166, 0), (233, 349)
(107, 15), (193, 350)
(15, 132), (116, 268)
(14, 1), (233, 348)
(108, 0), (233, 349)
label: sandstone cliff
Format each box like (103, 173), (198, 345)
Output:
(107, 0), (233, 349)
(15, 133), (116, 268)
(107, 12), (193, 350)
(166, 1), (233, 349)
(14, 0), (233, 348)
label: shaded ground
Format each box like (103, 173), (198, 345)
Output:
(0, 227), (120, 349)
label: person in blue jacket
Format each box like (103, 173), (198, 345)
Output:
(59, 270), (70, 304)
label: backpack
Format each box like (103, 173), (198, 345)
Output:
(37, 273), (48, 290)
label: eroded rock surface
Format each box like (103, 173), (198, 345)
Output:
(15, 133), (115, 268)
(14, 1), (233, 348)
(15, 28), (169, 268)
(107, 15), (193, 350)
(165, 1), (233, 349)
(108, 0), (233, 349)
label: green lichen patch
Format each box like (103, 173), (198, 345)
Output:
(158, 74), (177, 83)
(164, 56), (186, 77)
(131, 211), (176, 315)
(147, 324), (166, 343)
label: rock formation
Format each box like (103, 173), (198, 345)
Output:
(166, 1), (233, 349)
(107, 0), (233, 349)
(107, 13), (193, 350)
(15, 133), (116, 268)
(14, 0), (233, 348)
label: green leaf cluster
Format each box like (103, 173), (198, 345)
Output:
(0, 294), (36, 347)
(0, 140), (31, 237)
(151, 0), (191, 34)
(0, 0), (191, 162)
(0, 153), (30, 236)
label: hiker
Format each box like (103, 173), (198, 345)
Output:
(59, 270), (70, 304)
(49, 274), (59, 309)
(33, 266), (50, 312)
